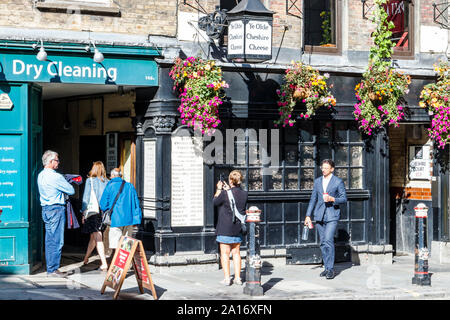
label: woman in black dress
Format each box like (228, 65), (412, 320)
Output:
(213, 170), (248, 286)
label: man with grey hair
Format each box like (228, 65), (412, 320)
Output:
(37, 150), (75, 277)
(100, 168), (142, 251)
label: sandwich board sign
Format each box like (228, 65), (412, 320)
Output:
(101, 235), (158, 300)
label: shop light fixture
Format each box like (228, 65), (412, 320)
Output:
(90, 41), (104, 63)
(36, 39), (47, 61)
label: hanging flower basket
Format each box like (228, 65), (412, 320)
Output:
(169, 56), (228, 135)
(353, 66), (411, 135)
(353, 0), (411, 136)
(419, 60), (450, 149)
(274, 61), (336, 127)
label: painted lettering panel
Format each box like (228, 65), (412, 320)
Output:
(171, 132), (204, 227)
(0, 135), (22, 222)
(0, 53), (158, 86)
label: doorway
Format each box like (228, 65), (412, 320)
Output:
(41, 84), (137, 253)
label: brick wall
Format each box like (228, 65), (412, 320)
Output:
(389, 125), (433, 201)
(389, 125), (407, 187)
(420, 0), (436, 26)
(347, 0), (376, 51)
(0, 0), (177, 37)
(0, 1), (441, 57)
(391, 187), (432, 201)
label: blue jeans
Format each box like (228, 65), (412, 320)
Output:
(42, 204), (66, 273)
(316, 220), (338, 271)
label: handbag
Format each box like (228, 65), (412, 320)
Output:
(226, 189), (247, 236)
(100, 180), (126, 231)
(84, 178), (100, 220)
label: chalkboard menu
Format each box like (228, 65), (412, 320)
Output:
(171, 133), (204, 227)
(143, 139), (156, 219)
(0, 136), (21, 222)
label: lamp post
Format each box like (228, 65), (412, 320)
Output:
(227, 0), (273, 63)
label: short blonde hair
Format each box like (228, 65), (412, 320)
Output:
(229, 170), (243, 186)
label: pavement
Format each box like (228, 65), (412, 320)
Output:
(1, 252), (450, 301)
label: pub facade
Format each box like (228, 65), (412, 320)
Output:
(0, 0), (448, 274)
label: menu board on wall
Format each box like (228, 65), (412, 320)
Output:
(171, 132), (204, 227)
(143, 139), (156, 219)
(0, 136), (21, 222)
(106, 132), (118, 174)
(409, 145), (431, 180)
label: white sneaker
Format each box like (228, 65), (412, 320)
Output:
(234, 278), (243, 285)
(220, 278), (232, 286)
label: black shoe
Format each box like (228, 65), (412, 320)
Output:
(320, 270), (328, 277)
(326, 270), (335, 279)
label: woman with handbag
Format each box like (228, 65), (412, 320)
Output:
(213, 170), (248, 286)
(81, 161), (109, 271)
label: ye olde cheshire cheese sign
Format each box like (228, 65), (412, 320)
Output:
(228, 19), (272, 60)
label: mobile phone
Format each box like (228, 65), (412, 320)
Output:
(219, 173), (225, 183)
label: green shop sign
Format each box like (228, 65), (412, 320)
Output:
(0, 52), (158, 86)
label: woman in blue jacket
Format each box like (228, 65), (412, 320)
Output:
(81, 161), (109, 271)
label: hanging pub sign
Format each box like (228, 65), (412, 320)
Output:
(227, 0), (273, 62)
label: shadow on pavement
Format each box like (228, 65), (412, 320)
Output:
(334, 261), (353, 277)
(262, 277), (283, 293)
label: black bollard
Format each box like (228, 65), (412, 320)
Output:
(243, 206), (263, 296)
(412, 203), (431, 286)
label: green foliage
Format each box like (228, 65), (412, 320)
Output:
(369, 0), (395, 71)
(320, 11), (332, 45)
(353, 0), (410, 135)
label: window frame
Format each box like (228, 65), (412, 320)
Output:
(302, 0), (342, 55)
(35, 0), (120, 16)
(390, 0), (415, 59)
(212, 120), (366, 193)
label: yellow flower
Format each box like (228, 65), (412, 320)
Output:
(419, 101), (425, 108)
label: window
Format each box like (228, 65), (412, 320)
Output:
(212, 120), (365, 192)
(384, 0), (414, 57)
(36, 0), (119, 16)
(303, 0), (341, 54)
(43, 0), (111, 4)
(220, 0), (240, 11)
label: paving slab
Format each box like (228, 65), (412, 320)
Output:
(1, 253), (450, 300)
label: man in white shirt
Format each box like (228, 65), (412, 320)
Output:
(37, 150), (75, 277)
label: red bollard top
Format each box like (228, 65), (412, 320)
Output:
(246, 206), (261, 223)
(414, 203), (428, 218)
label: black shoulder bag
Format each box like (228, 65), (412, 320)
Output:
(100, 180), (126, 231)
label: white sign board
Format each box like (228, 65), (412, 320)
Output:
(0, 94), (13, 110)
(245, 20), (272, 56)
(106, 132), (118, 173)
(228, 20), (245, 55)
(171, 133), (204, 227)
(143, 139), (156, 219)
(409, 145), (431, 180)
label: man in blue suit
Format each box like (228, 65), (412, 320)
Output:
(305, 159), (347, 279)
